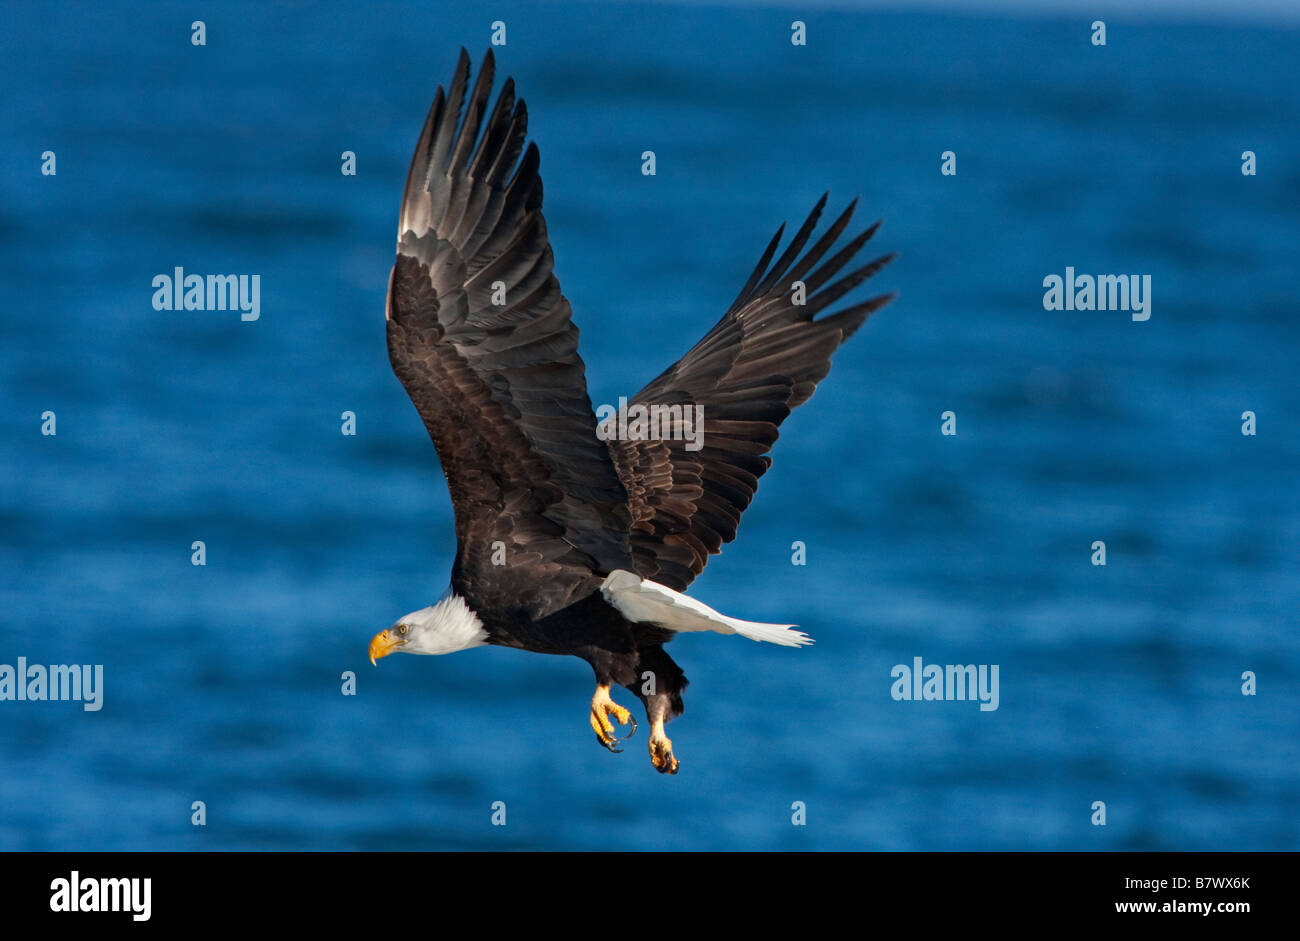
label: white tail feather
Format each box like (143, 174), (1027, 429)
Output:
(600, 570), (813, 647)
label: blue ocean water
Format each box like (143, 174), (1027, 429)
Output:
(1, 1), (1297, 850)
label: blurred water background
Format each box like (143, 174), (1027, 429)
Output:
(1, 0), (1297, 849)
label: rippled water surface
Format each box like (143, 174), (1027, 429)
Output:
(1, 1), (1297, 849)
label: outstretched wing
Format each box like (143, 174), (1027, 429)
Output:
(387, 48), (632, 614)
(608, 195), (895, 591)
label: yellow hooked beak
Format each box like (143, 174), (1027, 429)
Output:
(369, 629), (406, 666)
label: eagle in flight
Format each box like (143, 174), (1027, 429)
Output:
(368, 48), (895, 774)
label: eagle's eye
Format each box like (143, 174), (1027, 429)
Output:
(397, 624), (409, 636)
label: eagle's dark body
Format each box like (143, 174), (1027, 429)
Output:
(377, 49), (894, 771)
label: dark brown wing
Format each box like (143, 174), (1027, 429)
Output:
(608, 195), (895, 591)
(387, 48), (631, 615)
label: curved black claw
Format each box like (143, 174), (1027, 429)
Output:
(592, 717), (625, 753)
(649, 735), (679, 774)
(590, 690), (637, 754)
(596, 717), (636, 753)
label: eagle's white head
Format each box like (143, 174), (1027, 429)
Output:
(369, 592), (488, 664)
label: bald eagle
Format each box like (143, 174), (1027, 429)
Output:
(368, 48), (894, 774)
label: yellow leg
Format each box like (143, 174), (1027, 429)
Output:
(648, 718), (679, 775)
(589, 684), (637, 753)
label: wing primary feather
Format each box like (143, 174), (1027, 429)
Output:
(389, 50), (635, 609)
(750, 191), (830, 299)
(608, 195), (894, 591)
(775, 197), (859, 295)
(398, 86), (445, 240)
(726, 222), (785, 315)
(448, 49), (495, 180)
(803, 251), (897, 317)
(796, 220), (883, 301)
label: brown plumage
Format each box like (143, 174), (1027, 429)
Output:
(373, 48), (895, 774)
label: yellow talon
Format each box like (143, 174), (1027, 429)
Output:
(590, 684), (637, 752)
(649, 719), (679, 775)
